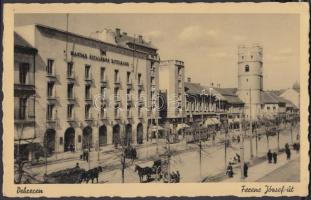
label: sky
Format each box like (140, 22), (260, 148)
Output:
(15, 13), (300, 90)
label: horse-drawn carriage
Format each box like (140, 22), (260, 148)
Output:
(134, 159), (180, 183)
(44, 167), (86, 183)
(44, 166), (103, 184)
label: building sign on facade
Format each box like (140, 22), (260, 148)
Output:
(71, 51), (130, 66)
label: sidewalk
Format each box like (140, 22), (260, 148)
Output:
(222, 149), (299, 182)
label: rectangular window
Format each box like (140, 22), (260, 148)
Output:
(67, 83), (74, 99)
(115, 108), (119, 118)
(85, 85), (91, 100)
(19, 63), (29, 84)
(127, 105), (131, 117)
(47, 104), (54, 120)
(114, 70), (119, 82)
(245, 65), (249, 72)
(100, 67), (106, 81)
(19, 98), (27, 119)
(85, 65), (91, 80)
(85, 105), (91, 119)
(127, 89), (131, 100)
(127, 72), (131, 83)
(267, 106), (270, 110)
(138, 89), (142, 99)
(138, 73), (142, 85)
(101, 87), (107, 97)
(67, 104), (73, 119)
(114, 88), (119, 101)
(101, 105), (106, 118)
(47, 59), (54, 75)
(78, 135), (82, 143)
(67, 62), (73, 78)
(47, 82), (54, 97)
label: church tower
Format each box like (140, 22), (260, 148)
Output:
(237, 44), (263, 120)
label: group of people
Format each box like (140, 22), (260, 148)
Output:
(267, 150), (278, 164)
(226, 162), (248, 178)
(163, 171), (180, 183)
(226, 152), (248, 178)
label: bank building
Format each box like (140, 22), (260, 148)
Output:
(14, 24), (160, 160)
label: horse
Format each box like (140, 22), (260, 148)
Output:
(79, 166), (103, 183)
(134, 164), (153, 183)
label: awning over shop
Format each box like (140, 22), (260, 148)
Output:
(14, 137), (40, 145)
(205, 118), (220, 126)
(233, 118), (240, 123)
(212, 118), (220, 124)
(151, 125), (164, 132)
(176, 123), (190, 131)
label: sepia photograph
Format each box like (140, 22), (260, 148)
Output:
(2, 2), (309, 197)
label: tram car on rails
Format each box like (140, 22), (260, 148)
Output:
(185, 127), (211, 143)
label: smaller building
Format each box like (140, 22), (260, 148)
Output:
(260, 91), (286, 120)
(14, 33), (38, 161)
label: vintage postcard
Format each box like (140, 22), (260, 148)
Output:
(2, 2), (309, 197)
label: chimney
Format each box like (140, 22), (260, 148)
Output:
(116, 28), (121, 37)
(187, 77), (191, 83)
(122, 32), (127, 36)
(138, 35), (143, 43)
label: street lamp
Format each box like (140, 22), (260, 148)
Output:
(239, 110), (245, 180)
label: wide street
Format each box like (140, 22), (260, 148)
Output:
(25, 124), (299, 183)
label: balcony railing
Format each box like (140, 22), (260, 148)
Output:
(67, 111), (76, 122)
(85, 113), (93, 121)
(85, 95), (93, 103)
(47, 90), (58, 101)
(138, 81), (144, 90)
(101, 76), (108, 86)
(67, 70), (76, 81)
(14, 83), (35, 95)
(127, 94), (132, 102)
(85, 73), (93, 83)
(115, 76), (121, 84)
(14, 113), (35, 125)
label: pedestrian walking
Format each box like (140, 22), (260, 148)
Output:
(75, 162), (80, 168)
(267, 150), (272, 163)
(226, 163), (234, 178)
(243, 162), (248, 178)
(237, 135), (240, 143)
(285, 147), (291, 160)
(272, 152), (277, 164)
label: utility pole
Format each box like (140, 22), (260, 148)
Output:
(167, 135), (171, 183)
(97, 140), (100, 162)
(199, 126), (202, 181)
(224, 118), (228, 169)
(290, 117), (294, 145)
(121, 147), (125, 183)
(249, 88), (254, 159)
(239, 111), (245, 180)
